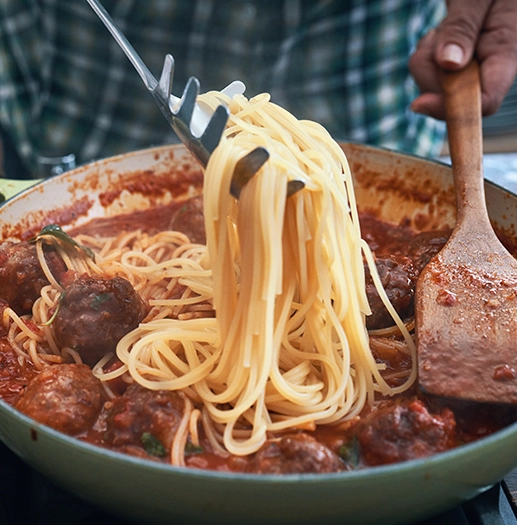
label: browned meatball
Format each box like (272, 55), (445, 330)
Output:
(15, 363), (105, 436)
(168, 195), (206, 244)
(365, 255), (418, 329)
(0, 241), (66, 314)
(408, 230), (450, 273)
(247, 433), (345, 474)
(97, 383), (185, 459)
(53, 274), (148, 366)
(354, 399), (456, 466)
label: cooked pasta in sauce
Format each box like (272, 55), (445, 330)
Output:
(92, 92), (417, 458)
(1, 93), (516, 473)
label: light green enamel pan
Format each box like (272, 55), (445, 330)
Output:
(1, 143), (516, 525)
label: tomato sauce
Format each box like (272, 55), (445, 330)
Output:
(0, 327), (38, 406)
(1, 210), (516, 473)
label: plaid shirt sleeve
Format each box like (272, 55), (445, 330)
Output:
(0, 0), (446, 178)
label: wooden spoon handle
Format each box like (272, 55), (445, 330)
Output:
(440, 61), (485, 225)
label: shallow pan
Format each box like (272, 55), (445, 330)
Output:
(1, 143), (517, 525)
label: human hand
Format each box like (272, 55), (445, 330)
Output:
(409, 0), (517, 120)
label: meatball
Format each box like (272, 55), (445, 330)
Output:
(97, 383), (186, 459)
(365, 255), (418, 329)
(354, 399), (456, 466)
(53, 274), (148, 366)
(168, 195), (206, 244)
(15, 363), (105, 436)
(0, 241), (66, 315)
(247, 433), (345, 474)
(408, 230), (450, 273)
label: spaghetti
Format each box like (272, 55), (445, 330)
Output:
(2, 92), (416, 462)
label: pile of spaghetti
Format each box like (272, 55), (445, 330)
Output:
(4, 92), (416, 459)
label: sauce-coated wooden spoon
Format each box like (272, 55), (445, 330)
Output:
(416, 60), (517, 404)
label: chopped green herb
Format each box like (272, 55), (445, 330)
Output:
(185, 441), (204, 455)
(338, 436), (360, 469)
(141, 432), (166, 457)
(90, 292), (112, 310)
(30, 224), (95, 260)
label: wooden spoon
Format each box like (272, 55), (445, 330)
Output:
(416, 60), (517, 404)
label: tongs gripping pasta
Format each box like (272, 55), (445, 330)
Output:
(86, 0), (304, 198)
(86, 0), (239, 168)
(230, 148), (305, 199)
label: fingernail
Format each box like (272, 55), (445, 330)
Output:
(442, 44), (464, 66)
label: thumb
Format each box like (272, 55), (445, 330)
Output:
(434, 1), (491, 70)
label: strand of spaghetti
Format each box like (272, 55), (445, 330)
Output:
(200, 406), (229, 457)
(3, 308), (44, 343)
(36, 241), (64, 291)
(119, 252), (209, 276)
(361, 240), (417, 393)
(369, 336), (412, 355)
(189, 409), (201, 448)
(368, 318), (415, 339)
(60, 347), (82, 364)
(150, 295), (212, 307)
(177, 278), (213, 297)
(170, 394), (191, 467)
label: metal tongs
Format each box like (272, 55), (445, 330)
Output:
(86, 1), (305, 198)
(87, 0), (303, 198)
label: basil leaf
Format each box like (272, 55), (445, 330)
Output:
(30, 224), (95, 260)
(141, 432), (166, 457)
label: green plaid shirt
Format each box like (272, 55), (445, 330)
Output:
(0, 0), (446, 178)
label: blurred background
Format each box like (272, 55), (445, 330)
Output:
(2, 78), (516, 180)
(481, 78), (517, 153)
